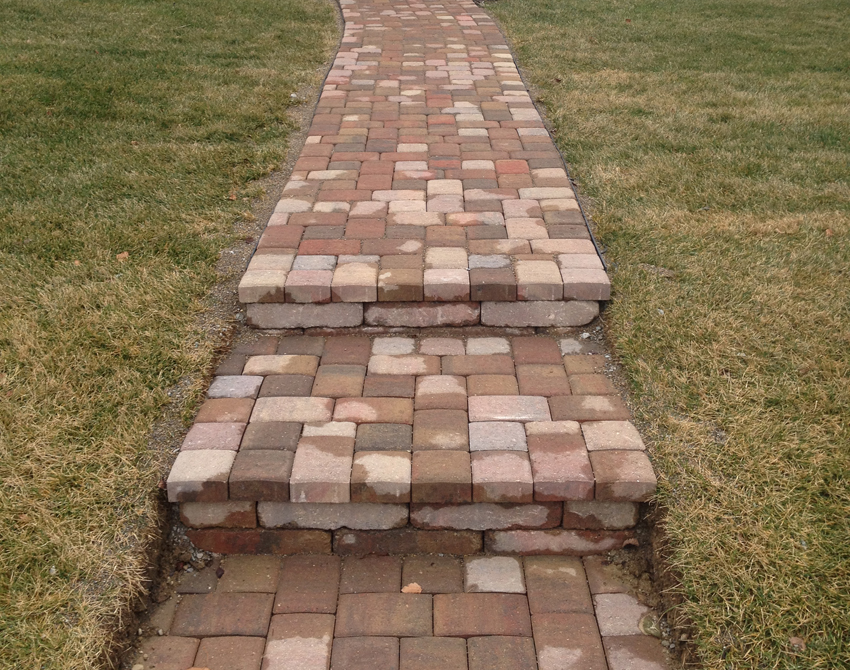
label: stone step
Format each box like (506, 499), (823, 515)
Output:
(180, 501), (640, 533)
(166, 332), (655, 554)
(235, 0), (610, 330)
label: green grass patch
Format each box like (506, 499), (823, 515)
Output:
(490, 0), (849, 667)
(0, 0), (335, 666)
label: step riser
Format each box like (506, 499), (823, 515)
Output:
(246, 299), (599, 329)
(185, 527), (636, 556)
(180, 501), (639, 532)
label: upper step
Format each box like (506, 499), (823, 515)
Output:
(237, 0), (609, 330)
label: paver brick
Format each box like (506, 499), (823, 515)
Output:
(274, 555), (340, 614)
(590, 451), (657, 501)
(187, 528), (331, 555)
(516, 364), (571, 396)
(468, 396), (550, 422)
(244, 355), (319, 376)
(240, 421), (301, 450)
(582, 421), (645, 451)
(368, 355), (440, 376)
(180, 501), (257, 529)
(400, 637), (468, 670)
(402, 556), (464, 594)
(290, 436), (354, 503)
(333, 528), (483, 556)
(229, 451), (294, 501)
(336, 593), (432, 637)
(469, 422), (527, 451)
(340, 556), (402, 594)
(351, 451), (412, 503)
(471, 451), (534, 503)
(363, 375), (416, 398)
(195, 636), (265, 670)
(252, 397), (334, 424)
(322, 336), (371, 365)
(465, 556), (525, 593)
(594, 593), (652, 636)
(259, 503), (408, 531)
(582, 556), (634, 594)
(265, 613), (335, 670)
(411, 451), (472, 504)
(355, 423), (413, 451)
(532, 613), (608, 670)
(548, 395), (631, 422)
(527, 432), (594, 501)
(603, 635), (669, 670)
(196, 398), (255, 424)
(433, 593), (532, 637)
(415, 375), (467, 410)
(524, 556), (593, 614)
(481, 301), (598, 327)
(133, 637), (199, 670)
(334, 397), (414, 424)
(467, 637), (538, 670)
(167, 450), (235, 503)
(467, 375), (519, 396)
(208, 375), (264, 399)
(563, 501), (640, 530)
(218, 555), (281, 593)
(485, 529), (635, 556)
(247, 303), (363, 329)
(181, 422), (245, 451)
(570, 373), (617, 396)
(413, 409), (469, 450)
(442, 355), (514, 376)
(331, 637), (399, 670)
(171, 592), (273, 637)
(259, 375), (316, 398)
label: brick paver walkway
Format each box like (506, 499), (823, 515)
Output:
(145, 0), (670, 667)
(238, 0), (609, 329)
(134, 554), (668, 670)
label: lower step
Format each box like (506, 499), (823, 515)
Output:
(185, 527), (636, 556)
(246, 300), (599, 329)
(180, 501), (640, 532)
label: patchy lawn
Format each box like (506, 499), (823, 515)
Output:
(491, 0), (849, 667)
(0, 0), (335, 666)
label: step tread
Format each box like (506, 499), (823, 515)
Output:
(166, 334), (656, 509)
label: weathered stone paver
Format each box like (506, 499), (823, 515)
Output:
(133, 555), (668, 669)
(237, 0), (609, 329)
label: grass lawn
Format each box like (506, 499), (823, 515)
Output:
(491, 0), (849, 667)
(0, 0), (336, 666)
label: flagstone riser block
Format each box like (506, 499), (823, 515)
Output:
(183, 527), (636, 557)
(246, 299), (599, 329)
(179, 501), (640, 532)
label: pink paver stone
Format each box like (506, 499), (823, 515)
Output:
(181, 423), (246, 451)
(289, 437), (354, 503)
(468, 396), (551, 422)
(471, 451), (534, 503)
